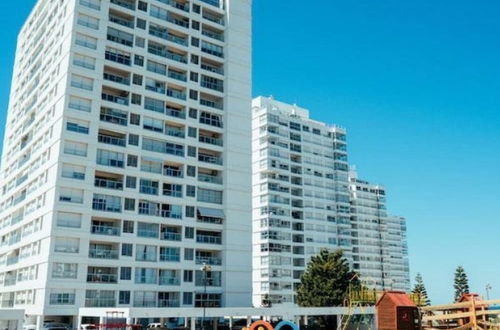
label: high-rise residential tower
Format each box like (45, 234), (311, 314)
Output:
(251, 96), (410, 306)
(0, 0), (252, 325)
(349, 171), (410, 291)
(251, 96), (352, 306)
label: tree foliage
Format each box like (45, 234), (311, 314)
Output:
(454, 266), (470, 302)
(297, 249), (360, 307)
(412, 273), (431, 306)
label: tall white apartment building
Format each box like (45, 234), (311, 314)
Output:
(251, 96), (353, 306)
(0, 0), (252, 325)
(349, 171), (410, 291)
(251, 96), (410, 306)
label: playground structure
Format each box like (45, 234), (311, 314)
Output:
(346, 286), (500, 330)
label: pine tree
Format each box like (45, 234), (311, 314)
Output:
(454, 266), (470, 301)
(297, 249), (360, 328)
(412, 273), (431, 306)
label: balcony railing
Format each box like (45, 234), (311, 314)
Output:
(94, 178), (123, 190)
(198, 154), (223, 165)
(165, 107), (186, 119)
(91, 225), (120, 236)
(198, 174), (222, 184)
(158, 299), (180, 307)
(103, 72), (130, 85)
(163, 167), (183, 177)
(102, 93), (129, 105)
(161, 232), (182, 241)
(89, 248), (119, 259)
(105, 50), (131, 66)
(195, 256), (222, 266)
(87, 273), (118, 283)
(199, 135), (223, 146)
(98, 134), (126, 147)
(167, 89), (187, 100)
(85, 298), (116, 307)
(196, 235), (222, 245)
(159, 277), (181, 285)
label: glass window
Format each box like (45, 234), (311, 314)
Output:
(123, 220), (134, 233)
(119, 291), (130, 304)
(120, 267), (132, 280)
(122, 243), (133, 256)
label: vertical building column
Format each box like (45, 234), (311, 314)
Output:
(190, 318), (196, 330)
(35, 316), (42, 330)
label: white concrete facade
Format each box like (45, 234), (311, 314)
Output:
(251, 97), (352, 306)
(349, 171), (410, 291)
(251, 96), (410, 306)
(0, 0), (252, 323)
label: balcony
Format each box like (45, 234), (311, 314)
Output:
(195, 255), (222, 266)
(161, 231), (182, 241)
(166, 14), (189, 29)
(168, 70), (187, 82)
(109, 11), (134, 28)
(91, 221), (120, 236)
(199, 134), (223, 146)
(158, 299), (180, 307)
(198, 173), (222, 185)
(98, 133), (126, 147)
(89, 245), (119, 259)
(167, 89), (187, 100)
(200, 97), (223, 110)
(196, 233), (222, 245)
(200, 0), (220, 8)
(85, 298), (116, 307)
(105, 49), (131, 66)
(157, 0), (189, 12)
(201, 62), (224, 75)
(163, 165), (183, 178)
(165, 106), (186, 119)
(102, 92), (129, 105)
(110, 0), (135, 10)
(165, 125), (185, 138)
(159, 274), (181, 286)
(87, 267), (118, 283)
(202, 11), (224, 26)
(94, 177), (123, 190)
(198, 153), (223, 165)
(103, 71), (130, 86)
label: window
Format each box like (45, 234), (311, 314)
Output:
(66, 119), (89, 134)
(69, 96), (92, 112)
(135, 36), (145, 48)
(97, 149), (124, 167)
(120, 267), (132, 280)
(92, 193), (122, 212)
(143, 116), (163, 132)
(135, 267), (157, 284)
(189, 90), (198, 100)
(71, 74), (93, 91)
(77, 13), (99, 29)
(119, 291), (131, 304)
(189, 108), (197, 119)
(185, 206), (195, 218)
(134, 55), (144, 66)
(138, 1), (147, 11)
(187, 146), (196, 157)
(188, 127), (197, 138)
(128, 134), (139, 146)
(124, 198), (135, 211)
(130, 113), (140, 125)
(52, 263), (78, 279)
(187, 166), (196, 177)
(136, 245), (157, 262)
(50, 292), (76, 305)
(54, 237), (80, 253)
(80, 0), (101, 10)
(186, 185), (196, 197)
(197, 188), (223, 204)
(57, 212), (82, 228)
(183, 270), (193, 282)
(127, 155), (138, 167)
(73, 53), (96, 70)
(132, 74), (143, 85)
(191, 54), (199, 65)
(185, 227), (194, 239)
(75, 33), (97, 49)
(122, 243), (133, 256)
(61, 163), (85, 180)
(183, 292), (193, 305)
(136, 18), (146, 29)
(131, 93), (142, 105)
(185, 249), (193, 261)
(123, 220), (134, 233)
(192, 4), (200, 13)
(192, 20), (200, 30)
(59, 188), (84, 204)
(191, 37), (199, 47)
(126, 176), (137, 189)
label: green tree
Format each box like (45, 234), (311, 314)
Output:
(412, 273), (431, 306)
(297, 249), (360, 328)
(454, 266), (470, 301)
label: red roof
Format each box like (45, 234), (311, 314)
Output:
(458, 293), (481, 303)
(376, 291), (416, 307)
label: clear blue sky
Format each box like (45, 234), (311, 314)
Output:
(1, 0), (500, 304)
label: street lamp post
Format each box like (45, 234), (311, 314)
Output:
(486, 284), (492, 300)
(201, 263), (212, 330)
